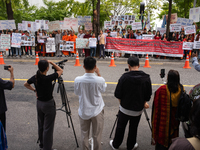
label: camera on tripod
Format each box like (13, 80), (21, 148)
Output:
(52, 59), (68, 70)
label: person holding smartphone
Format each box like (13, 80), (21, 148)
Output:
(0, 65), (15, 131)
(24, 60), (63, 150)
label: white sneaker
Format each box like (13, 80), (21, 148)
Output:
(133, 143), (138, 150)
(109, 140), (118, 150)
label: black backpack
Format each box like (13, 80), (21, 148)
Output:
(175, 85), (193, 122)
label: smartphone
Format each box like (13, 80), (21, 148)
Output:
(160, 69), (165, 78)
(4, 66), (11, 70)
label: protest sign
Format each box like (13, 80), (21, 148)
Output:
(11, 33), (21, 48)
(184, 25), (196, 35)
(59, 21), (64, 29)
(18, 23), (23, 31)
(183, 42), (193, 50)
(193, 41), (200, 49)
(1, 34), (10, 49)
(132, 22), (142, 30)
(21, 35), (35, 46)
(163, 13), (177, 24)
(37, 36), (48, 43)
(157, 27), (166, 35)
(48, 21), (61, 31)
(78, 16), (91, 26)
(189, 7), (200, 22)
(35, 20), (49, 30)
(177, 18), (193, 26)
(0, 20), (16, 30)
(105, 38), (183, 57)
(59, 40), (74, 51)
(142, 35), (154, 40)
(46, 38), (56, 53)
(89, 38), (97, 47)
(170, 24), (181, 32)
(0, 37), (6, 51)
(85, 22), (92, 30)
(104, 21), (112, 29)
(76, 38), (89, 49)
(63, 18), (78, 32)
(22, 21), (37, 31)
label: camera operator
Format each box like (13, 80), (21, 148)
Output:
(74, 57), (107, 150)
(0, 66), (15, 131)
(24, 60), (63, 150)
(192, 52), (200, 71)
(110, 56), (152, 150)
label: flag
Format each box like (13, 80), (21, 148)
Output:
(147, 12), (150, 29)
(143, 20), (147, 29)
(162, 15), (167, 28)
(141, 13), (144, 29)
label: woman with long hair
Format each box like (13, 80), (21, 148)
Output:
(169, 99), (200, 150)
(169, 32), (177, 42)
(154, 31), (161, 40)
(162, 33), (168, 41)
(152, 70), (183, 150)
(178, 34), (185, 41)
(24, 60), (63, 150)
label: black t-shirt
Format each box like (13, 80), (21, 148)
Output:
(27, 73), (58, 101)
(0, 78), (13, 114)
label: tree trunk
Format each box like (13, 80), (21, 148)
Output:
(96, 0), (100, 36)
(166, 0), (172, 37)
(6, 1), (14, 20)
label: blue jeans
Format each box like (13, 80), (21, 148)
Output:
(90, 47), (96, 57)
(15, 48), (21, 56)
(100, 44), (105, 57)
(9, 48), (14, 56)
(26, 46), (32, 55)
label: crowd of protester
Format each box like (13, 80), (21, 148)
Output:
(0, 22), (199, 60)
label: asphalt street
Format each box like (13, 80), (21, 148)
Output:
(0, 58), (199, 150)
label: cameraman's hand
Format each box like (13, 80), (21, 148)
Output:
(144, 102), (149, 109)
(95, 67), (101, 76)
(192, 52), (198, 58)
(8, 66), (14, 73)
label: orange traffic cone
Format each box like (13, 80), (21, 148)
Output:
(109, 53), (116, 67)
(74, 53), (81, 66)
(143, 54), (151, 68)
(0, 52), (5, 65)
(183, 55), (191, 69)
(34, 52), (39, 65)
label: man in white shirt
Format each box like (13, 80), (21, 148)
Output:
(74, 57), (107, 150)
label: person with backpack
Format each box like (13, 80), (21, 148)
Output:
(169, 98), (200, 150)
(151, 70), (184, 150)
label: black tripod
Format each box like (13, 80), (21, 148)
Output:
(52, 59), (79, 148)
(109, 109), (152, 138)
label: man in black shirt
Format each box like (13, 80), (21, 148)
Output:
(110, 56), (152, 150)
(107, 31), (112, 37)
(0, 66), (15, 131)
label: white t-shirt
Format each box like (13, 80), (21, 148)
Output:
(74, 73), (107, 120)
(89, 38), (97, 47)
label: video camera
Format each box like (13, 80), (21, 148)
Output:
(52, 59), (68, 70)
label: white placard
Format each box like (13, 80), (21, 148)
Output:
(170, 24), (181, 32)
(142, 35), (154, 40)
(189, 7), (200, 22)
(184, 25), (196, 35)
(193, 41), (200, 49)
(46, 38), (56, 53)
(63, 18), (78, 32)
(0, 36), (6, 51)
(85, 22), (92, 30)
(48, 21), (61, 31)
(104, 21), (112, 29)
(21, 35), (35, 46)
(35, 20), (49, 30)
(18, 23), (23, 31)
(1, 34), (10, 49)
(177, 18), (193, 26)
(89, 38), (97, 47)
(0, 20), (16, 30)
(11, 33), (21, 48)
(22, 21), (37, 31)
(132, 22), (142, 30)
(183, 42), (193, 50)
(157, 27), (166, 35)
(59, 40), (74, 51)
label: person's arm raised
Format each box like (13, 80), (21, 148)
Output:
(48, 61), (63, 77)
(8, 66), (15, 88)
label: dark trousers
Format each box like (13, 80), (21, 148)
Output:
(113, 111), (141, 150)
(99, 44), (105, 57)
(37, 99), (56, 150)
(0, 112), (6, 131)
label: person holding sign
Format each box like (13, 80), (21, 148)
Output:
(68, 30), (77, 56)
(62, 32), (69, 56)
(83, 31), (92, 57)
(86, 33), (97, 58)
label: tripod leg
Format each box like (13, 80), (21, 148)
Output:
(110, 116), (118, 138)
(144, 109), (152, 131)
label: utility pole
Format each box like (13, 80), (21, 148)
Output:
(194, 0), (197, 7)
(166, 0), (172, 37)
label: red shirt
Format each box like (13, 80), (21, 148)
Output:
(154, 36), (161, 40)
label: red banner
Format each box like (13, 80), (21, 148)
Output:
(105, 37), (183, 57)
